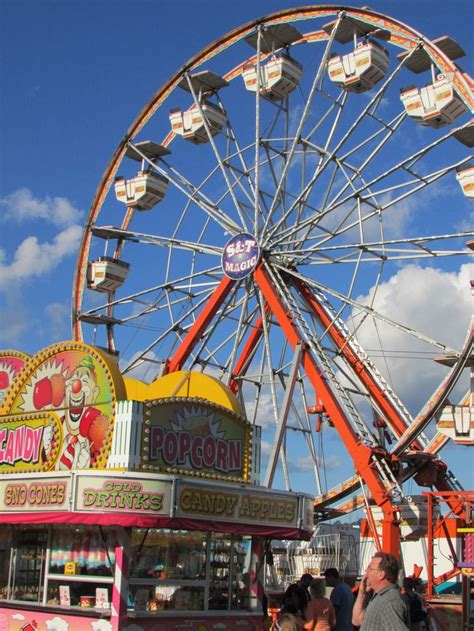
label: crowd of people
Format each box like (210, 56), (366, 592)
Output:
(273, 552), (428, 631)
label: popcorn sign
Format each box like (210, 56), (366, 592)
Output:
(222, 233), (259, 280)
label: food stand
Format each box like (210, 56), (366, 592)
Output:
(0, 341), (313, 631)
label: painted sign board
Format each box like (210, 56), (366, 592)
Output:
(141, 398), (252, 482)
(175, 480), (300, 528)
(0, 350), (29, 408)
(221, 232), (260, 280)
(0, 411), (62, 472)
(0, 341), (125, 472)
(75, 474), (173, 516)
(0, 473), (71, 512)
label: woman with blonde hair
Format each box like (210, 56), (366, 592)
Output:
(304, 578), (336, 630)
(275, 612), (301, 631)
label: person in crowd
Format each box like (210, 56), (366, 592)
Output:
(304, 578), (336, 631)
(280, 582), (309, 618)
(352, 552), (409, 631)
(299, 573), (314, 607)
(281, 573), (313, 618)
(402, 577), (428, 631)
(323, 568), (354, 631)
(276, 613), (301, 631)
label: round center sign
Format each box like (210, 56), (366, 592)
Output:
(222, 233), (260, 280)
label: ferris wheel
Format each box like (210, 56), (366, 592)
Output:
(72, 6), (473, 553)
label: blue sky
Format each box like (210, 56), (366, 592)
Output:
(1, 1), (473, 496)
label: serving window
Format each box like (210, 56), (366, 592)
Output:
(0, 525), (258, 614)
(128, 528), (252, 612)
(1, 526), (47, 603)
(0, 525), (115, 609)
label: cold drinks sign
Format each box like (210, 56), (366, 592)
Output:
(222, 233), (259, 280)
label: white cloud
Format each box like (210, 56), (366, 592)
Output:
(0, 224), (82, 289)
(0, 188), (83, 226)
(121, 350), (163, 383)
(45, 618), (68, 631)
(291, 453), (343, 472)
(350, 263), (471, 413)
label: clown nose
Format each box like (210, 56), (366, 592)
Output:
(71, 379), (82, 394)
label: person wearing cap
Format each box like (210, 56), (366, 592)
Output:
(324, 568), (354, 631)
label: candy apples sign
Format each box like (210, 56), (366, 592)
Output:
(142, 398), (252, 482)
(0, 341), (126, 472)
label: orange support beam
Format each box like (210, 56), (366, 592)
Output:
(229, 303), (271, 393)
(254, 262), (400, 555)
(293, 276), (418, 445)
(165, 275), (236, 374)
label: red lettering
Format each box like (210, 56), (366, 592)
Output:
(229, 441), (241, 471)
(215, 439), (228, 472)
(178, 431), (191, 464)
(149, 426), (164, 459)
(191, 436), (203, 468)
(163, 432), (178, 464)
(202, 435), (216, 468)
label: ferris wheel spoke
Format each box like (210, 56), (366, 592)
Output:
(121, 290), (216, 373)
(129, 146), (241, 235)
(91, 226), (222, 257)
(279, 264), (459, 354)
(80, 264), (222, 321)
(253, 26), (264, 237)
(217, 105), (258, 205)
(219, 286), (255, 382)
(274, 134), (468, 253)
(260, 15), (343, 240)
(182, 74), (250, 229)
(255, 286), (280, 428)
(291, 92), (350, 248)
(320, 122), (471, 221)
(191, 288), (251, 369)
(264, 47), (419, 248)
(297, 378), (323, 496)
(311, 159), (471, 252)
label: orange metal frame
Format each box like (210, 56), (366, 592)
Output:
(425, 491), (473, 598)
(164, 261), (465, 556)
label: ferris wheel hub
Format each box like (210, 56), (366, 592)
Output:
(221, 232), (260, 280)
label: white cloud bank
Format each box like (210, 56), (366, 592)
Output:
(0, 187), (82, 226)
(0, 225), (82, 288)
(351, 263), (472, 413)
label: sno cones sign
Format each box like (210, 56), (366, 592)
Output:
(0, 341), (125, 472)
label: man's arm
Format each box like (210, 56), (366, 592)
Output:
(352, 576), (368, 627)
(330, 585), (341, 612)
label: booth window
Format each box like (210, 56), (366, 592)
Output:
(0, 525), (116, 608)
(46, 525), (115, 607)
(129, 528), (252, 612)
(0, 526), (47, 603)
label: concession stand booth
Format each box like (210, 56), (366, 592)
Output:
(0, 341), (313, 631)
